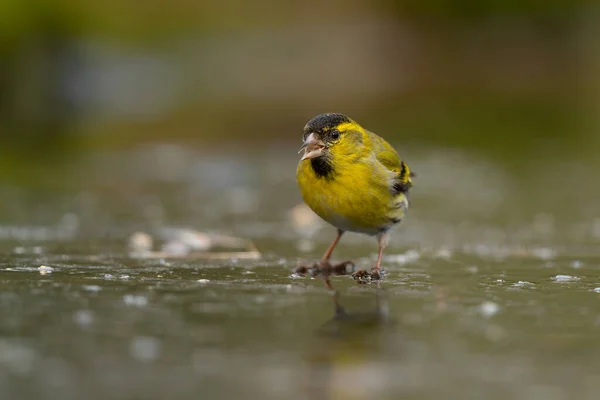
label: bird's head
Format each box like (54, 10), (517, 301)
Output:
(299, 113), (365, 161)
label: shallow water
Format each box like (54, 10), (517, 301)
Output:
(2, 145), (600, 400)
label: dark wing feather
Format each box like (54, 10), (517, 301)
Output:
(368, 130), (414, 195)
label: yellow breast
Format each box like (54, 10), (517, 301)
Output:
(296, 156), (407, 235)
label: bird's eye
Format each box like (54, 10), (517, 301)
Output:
(330, 130), (340, 140)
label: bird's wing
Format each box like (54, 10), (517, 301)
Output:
(368, 130), (413, 193)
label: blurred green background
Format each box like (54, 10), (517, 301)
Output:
(2, 0), (598, 157)
(0, 0), (599, 229)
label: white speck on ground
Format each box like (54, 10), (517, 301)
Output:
(593, 288), (600, 293)
(570, 260), (582, 269)
(552, 275), (580, 283)
(104, 274), (114, 280)
(512, 281), (534, 288)
(123, 295), (148, 307)
(38, 265), (54, 275)
(197, 279), (210, 284)
(82, 285), (102, 292)
(479, 301), (501, 317)
(73, 310), (94, 328)
(130, 336), (161, 362)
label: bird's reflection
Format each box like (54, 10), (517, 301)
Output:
(305, 285), (399, 400)
(317, 288), (391, 338)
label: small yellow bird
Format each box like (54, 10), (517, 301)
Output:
(296, 113), (414, 281)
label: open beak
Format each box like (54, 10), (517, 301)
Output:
(298, 133), (325, 161)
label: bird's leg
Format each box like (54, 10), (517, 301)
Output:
(294, 229), (354, 279)
(352, 231), (388, 282)
(320, 229), (344, 264)
(370, 231), (389, 280)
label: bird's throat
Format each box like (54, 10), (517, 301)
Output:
(310, 156), (335, 179)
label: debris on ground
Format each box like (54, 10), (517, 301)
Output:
(38, 265), (54, 275)
(127, 229), (261, 260)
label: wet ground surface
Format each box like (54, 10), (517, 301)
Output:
(2, 145), (600, 400)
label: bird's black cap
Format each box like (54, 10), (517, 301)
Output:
(303, 113), (351, 135)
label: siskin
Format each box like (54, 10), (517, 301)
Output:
(296, 113), (414, 281)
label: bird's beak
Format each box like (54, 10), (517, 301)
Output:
(299, 133), (325, 161)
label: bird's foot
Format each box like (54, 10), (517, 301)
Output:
(371, 268), (382, 280)
(294, 259), (355, 278)
(351, 267), (382, 284)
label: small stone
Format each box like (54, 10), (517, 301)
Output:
(512, 281), (534, 288)
(593, 288), (600, 293)
(552, 275), (580, 283)
(123, 294), (148, 307)
(479, 301), (500, 317)
(38, 265), (54, 275)
(197, 279), (210, 284)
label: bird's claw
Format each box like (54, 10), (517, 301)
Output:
(351, 268), (382, 283)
